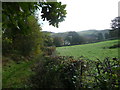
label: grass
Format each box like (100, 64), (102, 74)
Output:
(57, 40), (119, 60)
(2, 56), (40, 88)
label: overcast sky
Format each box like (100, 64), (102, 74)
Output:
(38, 0), (119, 33)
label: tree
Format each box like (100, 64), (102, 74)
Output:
(2, 15), (43, 56)
(97, 33), (104, 41)
(2, 2), (67, 32)
(40, 2), (67, 27)
(104, 33), (110, 40)
(65, 31), (84, 45)
(109, 29), (119, 39)
(42, 32), (54, 47)
(53, 37), (64, 47)
(2, 2), (67, 56)
(111, 17), (120, 29)
(110, 17), (120, 38)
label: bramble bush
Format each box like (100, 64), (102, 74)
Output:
(88, 57), (120, 89)
(28, 56), (120, 89)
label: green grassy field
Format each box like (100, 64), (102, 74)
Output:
(2, 55), (42, 88)
(57, 40), (119, 60)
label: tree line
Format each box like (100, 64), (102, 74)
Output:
(45, 27), (119, 47)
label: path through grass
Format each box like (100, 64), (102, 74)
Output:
(2, 56), (41, 88)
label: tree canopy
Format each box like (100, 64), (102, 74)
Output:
(110, 17), (120, 38)
(2, 2), (67, 32)
(2, 2), (67, 56)
(111, 17), (120, 29)
(65, 31), (84, 45)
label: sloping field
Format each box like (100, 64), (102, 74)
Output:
(57, 40), (119, 60)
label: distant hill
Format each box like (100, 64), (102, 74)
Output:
(51, 32), (68, 39)
(43, 29), (118, 46)
(50, 29), (110, 38)
(77, 29), (109, 36)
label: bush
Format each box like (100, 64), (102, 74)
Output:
(88, 57), (120, 89)
(42, 46), (56, 56)
(2, 38), (13, 55)
(109, 44), (120, 49)
(28, 56), (87, 88)
(28, 56), (63, 88)
(28, 56), (120, 89)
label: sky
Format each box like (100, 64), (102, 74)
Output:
(38, 0), (119, 33)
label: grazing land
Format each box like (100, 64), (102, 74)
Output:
(57, 40), (119, 60)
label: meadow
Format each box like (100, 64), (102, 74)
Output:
(57, 39), (119, 60)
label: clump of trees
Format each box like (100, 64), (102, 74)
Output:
(53, 37), (64, 47)
(111, 17), (120, 30)
(3, 15), (42, 57)
(51, 31), (85, 47)
(65, 31), (84, 45)
(109, 17), (120, 39)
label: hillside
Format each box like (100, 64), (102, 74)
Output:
(47, 29), (113, 46)
(77, 29), (109, 36)
(57, 39), (119, 60)
(50, 29), (110, 37)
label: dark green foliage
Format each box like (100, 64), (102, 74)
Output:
(65, 31), (84, 45)
(109, 44), (120, 49)
(53, 37), (64, 47)
(17, 16), (43, 56)
(109, 17), (120, 39)
(2, 2), (37, 33)
(105, 33), (110, 39)
(109, 29), (120, 39)
(91, 57), (120, 89)
(28, 56), (120, 89)
(42, 32), (54, 47)
(2, 2), (67, 57)
(42, 46), (56, 56)
(51, 30), (112, 46)
(2, 2), (67, 30)
(2, 37), (13, 55)
(28, 56), (63, 88)
(111, 17), (120, 29)
(97, 33), (104, 41)
(2, 2), (40, 56)
(40, 2), (67, 27)
(28, 56), (86, 88)
(2, 15), (43, 57)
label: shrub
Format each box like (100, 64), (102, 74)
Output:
(28, 56), (87, 88)
(28, 56), (120, 89)
(42, 46), (56, 56)
(2, 38), (13, 55)
(109, 44), (120, 49)
(90, 57), (120, 89)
